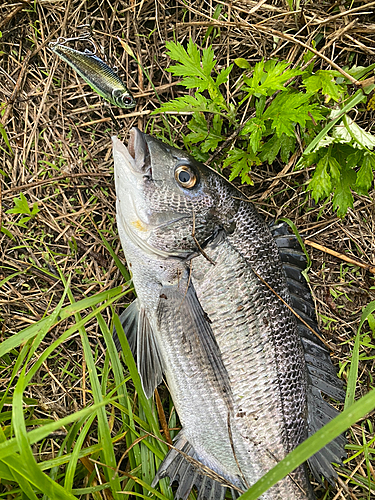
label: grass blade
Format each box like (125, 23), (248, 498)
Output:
(346, 299), (375, 409)
(296, 89), (366, 168)
(239, 388), (375, 499)
(12, 371), (78, 499)
(0, 399), (113, 461)
(64, 414), (96, 491)
(63, 282), (123, 499)
(0, 286), (126, 357)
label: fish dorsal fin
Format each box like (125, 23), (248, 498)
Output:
(113, 298), (164, 399)
(156, 281), (232, 406)
(270, 221), (346, 484)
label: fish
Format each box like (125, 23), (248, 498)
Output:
(49, 42), (136, 109)
(112, 128), (346, 499)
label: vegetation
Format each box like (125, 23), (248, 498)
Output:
(0, 1), (375, 499)
(155, 40), (375, 216)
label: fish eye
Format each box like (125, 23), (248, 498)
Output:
(175, 165), (196, 189)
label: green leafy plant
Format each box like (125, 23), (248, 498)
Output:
(154, 41), (375, 216)
(6, 192), (40, 227)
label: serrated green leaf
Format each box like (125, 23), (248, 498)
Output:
(260, 134), (282, 164)
(308, 153), (332, 202)
(166, 40), (218, 98)
(346, 149), (363, 168)
(188, 145), (209, 162)
(154, 93), (217, 115)
(280, 134), (295, 163)
(241, 118), (266, 153)
(201, 44), (216, 77)
(243, 59), (302, 99)
(216, 64), (233, 86)
(302, 70), (342, 102)
(328, 155), (340, 181)
(332, 163), (356, 217)
(355, 153), (375, 196)
(255, 95), (266, 117)
(185, 112), (208, 143)
(203, 114), (223, 152)
(185, 112), (223, 152)
(263, 91), (322, 137)
(223, 147), (260, 184)
(262, 59), (302, 88)
(180, 76), (210, 91)
(234, 58), (250, 69)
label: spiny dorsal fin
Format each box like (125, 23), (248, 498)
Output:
(270, 221), (346, 483)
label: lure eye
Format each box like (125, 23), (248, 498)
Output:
(175, 165), (196, 189)
(121, 94), (135, 108)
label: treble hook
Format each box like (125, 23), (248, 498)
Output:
(48, 31), (97, 55)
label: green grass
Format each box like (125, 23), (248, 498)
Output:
(0, 274), (176, 499)
(1, 268), (375, 499)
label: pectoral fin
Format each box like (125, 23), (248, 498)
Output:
(113, 299), (139, 355)
(156, 281), (232, 407)
(113, 299), (164, 399)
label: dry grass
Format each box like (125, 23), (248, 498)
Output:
(1, 0), (375, 499)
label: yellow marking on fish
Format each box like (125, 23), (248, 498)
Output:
(131, 219), (147, 231)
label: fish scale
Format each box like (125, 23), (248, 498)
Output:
(192, 237), (311, 499)
(112, 128), (346, 500)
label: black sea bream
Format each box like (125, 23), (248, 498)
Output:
(112, 128), (346, 500)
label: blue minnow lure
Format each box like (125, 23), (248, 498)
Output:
(49, 39), (136, 109)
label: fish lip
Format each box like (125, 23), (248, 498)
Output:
(112, 135), (140, 177)
(112, 128), (152, 177)
(126, 127), (151, 176)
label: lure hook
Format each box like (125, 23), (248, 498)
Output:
(48, 32), (97, 55)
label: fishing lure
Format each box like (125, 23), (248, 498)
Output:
(49, 37), (136, 109)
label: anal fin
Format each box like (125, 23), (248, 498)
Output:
(152, 433), (239, 500)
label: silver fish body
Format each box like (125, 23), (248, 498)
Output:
(50, 43), (135, 109)
(112, 129), (346, 499)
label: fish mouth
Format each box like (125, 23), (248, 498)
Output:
(113, 129), (192, 260)
(117, 127), (152, 177)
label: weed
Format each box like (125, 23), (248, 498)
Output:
(154, 41), (375, 216)
(6, 193), (40, 228)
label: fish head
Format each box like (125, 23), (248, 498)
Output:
(113, 128), (239, 259)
